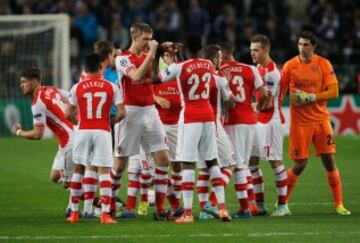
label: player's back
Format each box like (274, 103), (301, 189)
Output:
(282, 54), (337, 124)
(178, 58), (215, 123)
(220, 60), (262, 125)
(116, 50), (154, 107)
(74, 75), (115, 131)
(33, 86), (73, 147)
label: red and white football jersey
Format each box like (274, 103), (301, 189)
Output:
(209, 73), (233, 123)
(115, 50), (154, 106)
(159, 58), (215, 123)
(32, 86), (73, 147)
(257, 61), (285, 124)
(69, 74), (123, 131)
(153, 80), (181, 125)
(219, 60), (264, 125)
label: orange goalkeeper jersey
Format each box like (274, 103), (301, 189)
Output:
(282, 54), (338, 125)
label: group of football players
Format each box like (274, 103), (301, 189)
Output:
(12, 22), (351, 225)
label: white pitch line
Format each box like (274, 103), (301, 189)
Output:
(1, 231), (360, 240)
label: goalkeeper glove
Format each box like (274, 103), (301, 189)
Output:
(290, 90), (316, 106)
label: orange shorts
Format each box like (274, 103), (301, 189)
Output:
(289, 120), (336, 160)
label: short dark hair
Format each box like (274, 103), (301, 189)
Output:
(201, 44), (221, 61)
(20, 67), (42, 81)
(298, 31), (317, 46)
(220, 42), (235, 55)
(94, 41), (114, 62)
(84, 53), (101, 73)
(130, 22), (153, 39)
(185, 33), (202, 57)
(250, 34), (271, 49)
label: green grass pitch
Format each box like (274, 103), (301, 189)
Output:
(0, 136), (359, 242)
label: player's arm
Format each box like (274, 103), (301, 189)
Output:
(112, 103), (126, 124)
(251, 66), (268, 110)
(11, 100), (46, 139)
(65, 85), (78, 124)
(119, 40), (158, 83)
(11, 123), (44, 140)
(154, 95), (171, 109)
(111, 84), (126, 124)
(159, 63), (180, 83)
(65, 104), (78, 125)
(218, 75), (236, 108)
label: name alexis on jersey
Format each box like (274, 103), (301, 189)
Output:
(82, 81), (105, 89)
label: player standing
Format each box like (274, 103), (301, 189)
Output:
(66, 53), (126, 224)
(197, 44), (236, 220)
(12, 68), (74, 213)
(282, 31), (351, 215)
(113, 23), (171, 220)
(159, 33), (231, 223)
(249, 34), (289, 216)
(153, 42), (184, 217)
(219, 43), (267, 218)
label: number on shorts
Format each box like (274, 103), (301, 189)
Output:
(83, 92), (107, 119)
(232, 75), (245, 102)
(187, 72), (211, 100)
(326, 134), (335, 145)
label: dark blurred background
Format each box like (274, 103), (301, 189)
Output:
(1, 0), (360, 93)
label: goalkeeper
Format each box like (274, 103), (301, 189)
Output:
(282, 31), (351, 216)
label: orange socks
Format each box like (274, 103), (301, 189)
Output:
(286, 169), (298, 203)
(326, 169), (343, 207)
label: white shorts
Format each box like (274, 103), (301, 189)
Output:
(73, 130), (113, 167)
(251, 125), (261, 157)
(198, 121), (235, 169)
(128, 146), (155, 175)
(256, 122), (285, 161)
(114, 105), (168, 157)
(176, 122), (218, 162)
(164, 124), (178, 161)
(224, 124), (256, 169)
(52, 143), (73, 178)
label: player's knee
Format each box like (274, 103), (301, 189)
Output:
(294, 160), (307, 173)
(249, 156), (260, 166)
(182, 162), (195, 170)
(172, 162), (182, 172)
(50, 170), (60, 183)
(205, 159), (218, 169)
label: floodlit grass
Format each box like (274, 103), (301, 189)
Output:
(0, 136), (359, 242)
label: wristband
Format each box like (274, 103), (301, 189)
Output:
(16, 129), (22, 136)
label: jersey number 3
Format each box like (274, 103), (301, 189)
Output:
(83, 92), (107, 119)
(232, 76), (245, 102)
(187, 72), (211, 100)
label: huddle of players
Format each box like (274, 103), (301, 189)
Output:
(13, 22), (351, 225)
(67, 22), (291, 224)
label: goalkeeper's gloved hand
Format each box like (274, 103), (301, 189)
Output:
(290, 89), (316, 106)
